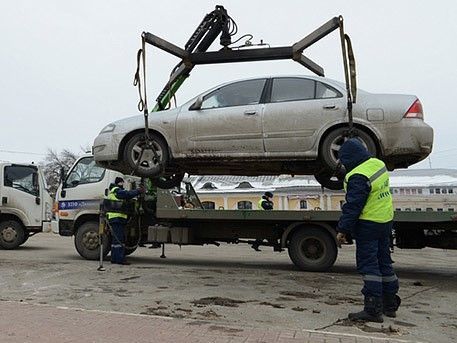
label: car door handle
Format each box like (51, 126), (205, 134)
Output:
(323, 105), (337, 110)
(244, 110), (257, 115)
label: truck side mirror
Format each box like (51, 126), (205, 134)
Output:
(189, 96), (203, 110)
(60, 167), (67, 187)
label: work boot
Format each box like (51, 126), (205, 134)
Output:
(383, 294), (401, 318)
(348, 296), (383, 323)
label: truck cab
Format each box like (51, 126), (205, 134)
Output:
(0, 162), (52, 249)
(54, 155), (139, 258)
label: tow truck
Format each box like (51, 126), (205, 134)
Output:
(54, 6), (456, 270)
(55, 154), (457, 272)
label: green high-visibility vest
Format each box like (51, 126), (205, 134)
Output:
(343, 158), (394, 223)
(106, 187), (128, 220)
(258, 198), (267, 210)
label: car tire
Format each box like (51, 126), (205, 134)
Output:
(287, 227), (337, 272)
(124, 132), (169, 177)
(74, 221), (110, 260)
(320, 127), (377, 170)
(0, 220), (25, 250)
(314, 171), (344, 190)
(152, 172), (185, 189)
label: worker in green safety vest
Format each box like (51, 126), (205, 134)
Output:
(336, 138), (400, 323)
(252, 191), (274, 251)
(106, 177), (144, 265)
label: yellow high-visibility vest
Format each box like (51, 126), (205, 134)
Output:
(106, 187), (128, 220)
(343, 158), (394, 223)
(258, 198), (266, 210)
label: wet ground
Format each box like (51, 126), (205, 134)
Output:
(0, 233), (456, 342)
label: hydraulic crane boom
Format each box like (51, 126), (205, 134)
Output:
(139, 5), (355, 115)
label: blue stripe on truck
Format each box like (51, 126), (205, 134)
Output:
(58, 199), (101, 210)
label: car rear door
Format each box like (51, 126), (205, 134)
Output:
(177, 79), (267, 157)
(262, 77), (345, 154)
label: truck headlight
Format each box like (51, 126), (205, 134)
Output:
(100, 123), (116, 134)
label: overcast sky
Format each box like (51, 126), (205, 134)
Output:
(1, 0), (456, 169)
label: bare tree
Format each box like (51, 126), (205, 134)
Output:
(40, 149), (79, 196)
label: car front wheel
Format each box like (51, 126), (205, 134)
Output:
(124, 133), (169, 177)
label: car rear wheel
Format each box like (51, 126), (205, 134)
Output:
(124, 133), (169, 177)
(320, 127), (377, 170)
(314, 170), (345, 190)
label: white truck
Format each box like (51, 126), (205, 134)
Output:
(0, 162), (53, 249)
(54, 155), (139, 259)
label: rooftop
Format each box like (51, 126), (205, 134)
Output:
(190, 169), (457, 193)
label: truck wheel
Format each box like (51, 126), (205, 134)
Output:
(0, 220), (25, 250)
(124, 132), (169, 177)
(75, 222), (110, 260)
(20, 232), (30, 246)
(288, 227), (337, 272)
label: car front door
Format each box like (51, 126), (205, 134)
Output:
(177, 79), (267, 157)
(262, 77), (346, 154)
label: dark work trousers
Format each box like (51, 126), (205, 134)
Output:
(355, 221), (399, 297)
(109, 218), (127, 264)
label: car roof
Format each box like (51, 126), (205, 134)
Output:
(203, 75), (347, 93)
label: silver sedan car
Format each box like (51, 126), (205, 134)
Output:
(93, 75), (433, 189)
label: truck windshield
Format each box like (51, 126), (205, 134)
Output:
(4, 165), (39, 196)
(66, 157), (105, 187)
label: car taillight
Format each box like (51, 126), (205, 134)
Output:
(404, 99), (423, 119)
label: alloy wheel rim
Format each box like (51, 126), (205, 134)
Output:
(131, 141), (163, 172)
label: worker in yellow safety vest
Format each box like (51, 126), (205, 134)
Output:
(106, 177), (144, 265)
(336, 138), (400, 323)
(252, 191), (274, 251)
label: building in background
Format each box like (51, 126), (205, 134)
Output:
(190, 169), (457, 212)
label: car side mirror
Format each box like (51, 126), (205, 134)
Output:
(189, 96), (203, 111)
(35, 196), (41, 205)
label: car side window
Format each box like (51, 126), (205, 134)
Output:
(316, 81), (342, 99)
(201, 79), (266, 109)
(271, 78), (315, 103)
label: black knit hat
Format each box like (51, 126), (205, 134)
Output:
(114, 177), (124, 184)
(264, 191), (273, 198)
